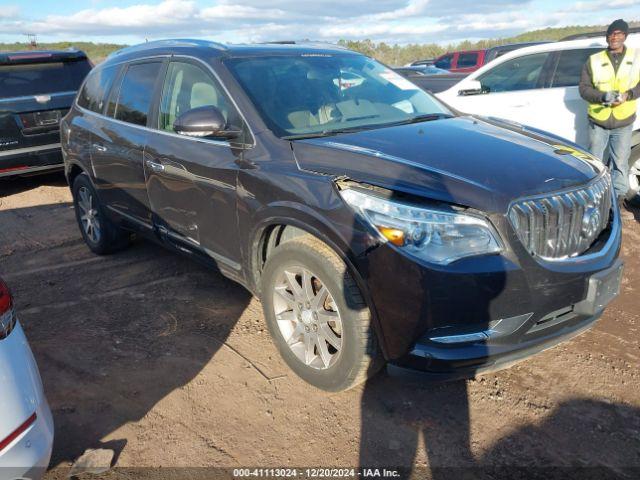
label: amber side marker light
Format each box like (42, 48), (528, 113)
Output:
(0, 413), (37, 453)
(377, 226), (405, 246)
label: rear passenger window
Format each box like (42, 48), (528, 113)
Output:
(457, 53), (478, 68)
(550, 48), (600, 88)
(113, 62), (162, 126)
(158, 61), (241, 133)
(77, 65), (117, 113)
(478, 52), (550, 93)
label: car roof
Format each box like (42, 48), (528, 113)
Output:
(487, 41), (550, 52)
(0, 49), (87, 65)
(438, 49), (485, 57)
(103, 39), (356, 66)
(561, 26), (640, 41)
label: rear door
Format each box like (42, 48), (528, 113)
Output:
(0, 56), (91, 173)
(543, 47), (602, 147)
(64, 63), (120, 178)
(143, 58), (250, 269)
(91, 60), (164, 228)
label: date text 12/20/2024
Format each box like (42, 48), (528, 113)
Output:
(233, 468), (401, 478)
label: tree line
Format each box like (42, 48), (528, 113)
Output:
(0, 21), (638, 66)
(338, 22), (640, 66)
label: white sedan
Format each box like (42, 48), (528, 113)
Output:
(436, 34), (640, 199)
(0, 278), (53, 479)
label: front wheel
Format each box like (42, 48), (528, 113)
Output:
(260, 235), (383, 391)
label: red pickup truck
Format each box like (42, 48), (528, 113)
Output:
(430, 42), (551, 73)
(432, 50), (485, 73)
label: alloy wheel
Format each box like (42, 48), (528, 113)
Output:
(272, 266), (343, 370)
(77, 186), (102, 244)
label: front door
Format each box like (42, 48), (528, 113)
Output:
(144, 59), (250, 269)
(444, 52), (553, 133)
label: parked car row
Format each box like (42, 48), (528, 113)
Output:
(409, 42), (550, 73)
(0, 49), (87, 480)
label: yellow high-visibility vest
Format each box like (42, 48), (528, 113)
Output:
(588, 48), (639, 122)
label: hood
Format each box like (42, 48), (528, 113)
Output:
(291, 116), (601, 213)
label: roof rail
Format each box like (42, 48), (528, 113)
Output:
(108, 39), (227, 58)
(0, 49), (87, 64)
(260, 40), (349, 50)
(560, 26), (640, 41)
(261, 40), (297, 45)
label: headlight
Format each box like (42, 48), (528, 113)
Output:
(340, 188), (502, 265)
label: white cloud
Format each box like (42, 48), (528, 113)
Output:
(0, 0), (636, 45)
(569, 0), (636, 12)
(0, 4), (20, 19)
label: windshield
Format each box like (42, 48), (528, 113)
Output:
(0, 60), (92, 99)
(224, 53), (453, 138)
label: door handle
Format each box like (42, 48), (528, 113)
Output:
(93, 143), (107, 152)
(145, 159), (165, 173)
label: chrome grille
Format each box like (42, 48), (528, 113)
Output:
(508, 173), (613, 259)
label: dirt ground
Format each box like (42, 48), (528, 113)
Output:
(1, 173), (639, 479)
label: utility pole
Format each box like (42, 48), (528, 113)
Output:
(24, 33), (37, 49)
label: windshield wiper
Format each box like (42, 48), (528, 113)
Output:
(283, 126), (372, 140)
(389, 113), (454, 126)
(283, 114), (453, 140)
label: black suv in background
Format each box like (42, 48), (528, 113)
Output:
(0, 49), (91, 178)
(62, 40), (622, 391)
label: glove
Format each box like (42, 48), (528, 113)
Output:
(602, 91), (616, 104)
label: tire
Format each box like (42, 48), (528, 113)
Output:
(627, 144), (640, 204)
(260, 234), (383, 391)
(72, 173), (130, 255)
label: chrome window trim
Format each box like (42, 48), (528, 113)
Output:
(0, 90), (77, 103)
(74, 54), (256, 149)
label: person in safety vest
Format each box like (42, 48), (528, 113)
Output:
(579, 19), (640, 205)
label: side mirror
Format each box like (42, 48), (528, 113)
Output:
(458, 79), (485, 96)
(173, 106), (240, 139)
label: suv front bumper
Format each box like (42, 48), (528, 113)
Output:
(357, 211), (622, 376)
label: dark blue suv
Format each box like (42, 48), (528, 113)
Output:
(61, 40), (622, 391)
(0, 49), (91, 178)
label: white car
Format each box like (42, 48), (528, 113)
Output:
(0, 278), (54, 479)
(436, 33), (640, 199)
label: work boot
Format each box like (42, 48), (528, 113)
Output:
(618, 196), (635, 220)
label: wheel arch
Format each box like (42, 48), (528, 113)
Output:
(65, 160), (90, 190)
(246, 205), (389, 359)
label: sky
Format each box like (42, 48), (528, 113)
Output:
(0, 0), (637, 46)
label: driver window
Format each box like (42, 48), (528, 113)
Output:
(477, 52), (550, 93)
(158, 61), (239, 133)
